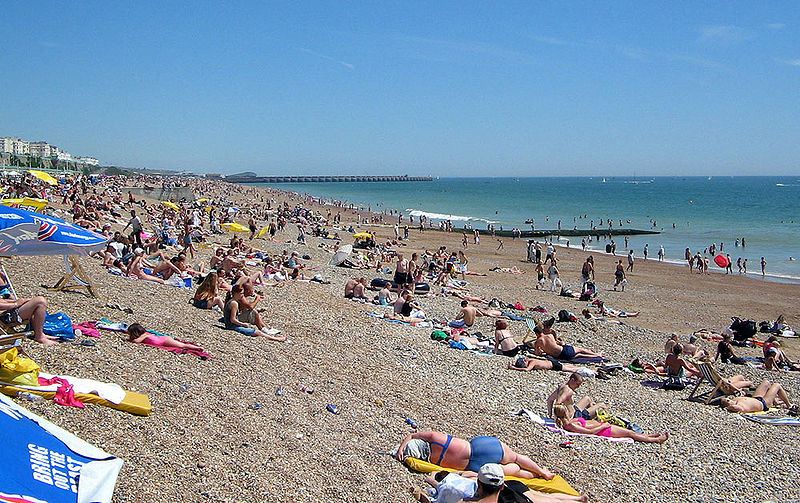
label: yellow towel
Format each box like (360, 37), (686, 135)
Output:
(403, 457), (579, 496)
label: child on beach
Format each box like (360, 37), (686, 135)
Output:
(126, 322), (205, 352)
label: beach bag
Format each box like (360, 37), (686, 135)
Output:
(0, 347), (40, 386)
(558, 310), (571, 323)
(42, 312), (74, 339)
(430, 330), (447, 341)
(730, 317), (756, 340)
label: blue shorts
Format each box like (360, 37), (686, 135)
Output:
(558, 344), (576, 360)
(467, 436), (504, 472)
(448, 319), (468, 329)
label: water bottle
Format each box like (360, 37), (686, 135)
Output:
(326, 404), (339, 414)
(405, 418), (418, 428)
(17, 392), (43, 402)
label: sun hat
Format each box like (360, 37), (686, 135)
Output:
(477, 463), (505, 486)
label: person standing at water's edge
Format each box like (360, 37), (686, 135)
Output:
(627, 250), (635, 272)
(643, 244), (649, 261)
(761, 257), (767, 277)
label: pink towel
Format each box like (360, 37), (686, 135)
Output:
(73, 321), (101, 338)
(37, 376), (85, 408)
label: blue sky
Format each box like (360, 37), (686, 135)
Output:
(1, 2), (798, 176)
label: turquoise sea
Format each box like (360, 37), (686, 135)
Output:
(256, 177), (800, 282)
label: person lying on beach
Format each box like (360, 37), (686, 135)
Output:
(580, 309), (625, 325)
(414, 465), (587, 503)
(508, 356), (584, 374)
(489, 266), (524, 274)
(449, 300), (484, 328)
(445, 290), (487, 304)
(126, 322), (205, 352)
(192, 272), (224, 310)
(717, 380), (797, 413)
(222, 285), (286, 341)
(127, 248), (166, 284)
(0, 295), (55, 346)
(553, 404), (668, 443)
(533, 321), (602, 361)
(395, 431), (554, 480)
(547, 372), (608, 421)
(493, 320), (521, 357)
(593, 300), (638, 318)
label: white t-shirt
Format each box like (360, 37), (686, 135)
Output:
(433, 473), (476, 503)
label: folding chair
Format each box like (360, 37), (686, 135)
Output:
(686, 361), (740, 404)
(50, 255), (97, 297)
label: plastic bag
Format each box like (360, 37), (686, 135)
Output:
(0, 347), (40, 386)
(42, 312), (75, 339)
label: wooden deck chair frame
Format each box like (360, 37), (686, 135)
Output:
(50, 255), (97, 297)
(687, 361), (737, 404)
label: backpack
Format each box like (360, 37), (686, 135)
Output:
(730, 317), (756, 340)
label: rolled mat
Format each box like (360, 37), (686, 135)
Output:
(0, 384), (152, 416)
(403, 457), (579, 496)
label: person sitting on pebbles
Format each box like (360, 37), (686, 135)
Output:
(222, 285), (286, 341)
(395, 431), (554, 480)
(717, 379), (798, 413)
(553, 405), (669, 443)
(533, 318), (603, 361)
(547, 372), (608, 421)
(493, 320), (522, 357)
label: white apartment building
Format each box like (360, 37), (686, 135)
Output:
(0, 137), (30, 155)
(29, 141), (56, 157)
(75, 156), (99, 166)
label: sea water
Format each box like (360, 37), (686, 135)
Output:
(256, 177), (800, 282)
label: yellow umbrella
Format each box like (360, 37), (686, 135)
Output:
(196, 198), (210, 203)
(353, 232), (373, 240)
(161, 201), (180, 211)
(222, 222), (250, 233)
(28, 170), (57, 186)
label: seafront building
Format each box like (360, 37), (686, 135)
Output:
(0, 136), (99, 165)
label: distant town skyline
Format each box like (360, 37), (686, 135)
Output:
(1, 2), (798, 176)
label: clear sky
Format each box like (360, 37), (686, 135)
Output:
(1, 2), (798, 176)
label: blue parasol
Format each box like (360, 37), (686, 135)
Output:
(0, 392), (123, 503)
(0, 206), (106, 256)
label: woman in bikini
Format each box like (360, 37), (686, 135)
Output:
(553, 405), (668, 443)
(396, 431), (554, 480)
(494, 320), (521, 357)
(127, 249), (166, 284)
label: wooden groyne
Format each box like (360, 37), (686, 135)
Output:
(227, 175), (433, 183)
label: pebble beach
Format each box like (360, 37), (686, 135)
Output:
(9, 179), (800, 503)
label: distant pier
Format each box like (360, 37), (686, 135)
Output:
(227, 175), (433, 183)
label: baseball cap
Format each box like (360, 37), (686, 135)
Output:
(477, 463), (504, 486)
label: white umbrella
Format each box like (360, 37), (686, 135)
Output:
(329, 244), (353, 266)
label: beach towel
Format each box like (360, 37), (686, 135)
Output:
(743, 414), (800, 426)
(38, 376), (85, 408)
(403, 456), (579, 496)
(513, 409), (634, 443)
(96, 318), (129, 332)
(74, 321), (102, 338)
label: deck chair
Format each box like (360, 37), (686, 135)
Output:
(522, 316), (541, 345)
(50, 255), (97, 297)
(0, 264), (33, 343)
(687, 361), (740, 404)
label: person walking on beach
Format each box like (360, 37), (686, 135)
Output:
(725, 254), (733, 274)
(496, 239), (504, 252)
(462, 233), (468, 249)
(473, 229), (480, 245)
(581, 256), (595, 285)
(761, 257), (767, 277)
(614, 260), (626, 291)
(743, 258), (748, 274)
(737, 257), (743, 274)
(658, 245), (664, 261)
(643, 244), (648, 261)
(548, 260), (561, 292)
(626, 250), (635, 272)
(123, 209), (144, 248)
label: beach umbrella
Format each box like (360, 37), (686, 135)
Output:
(329, 244), (352, 266)
(0, 206), (106, 256)
(160, 201), (180, 211)
(353, 232), (373, 240)
(28, 170), (58, 186)
(0, 392), (123, 503)
(221, 222), (249, 233)
(0, 198), (48, 213)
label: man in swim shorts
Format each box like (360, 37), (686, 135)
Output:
(449, 300), (484, 328)
(547, 372), (608, 420)
(718, 380), (796, 413)
(532, 319), (603, 361)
